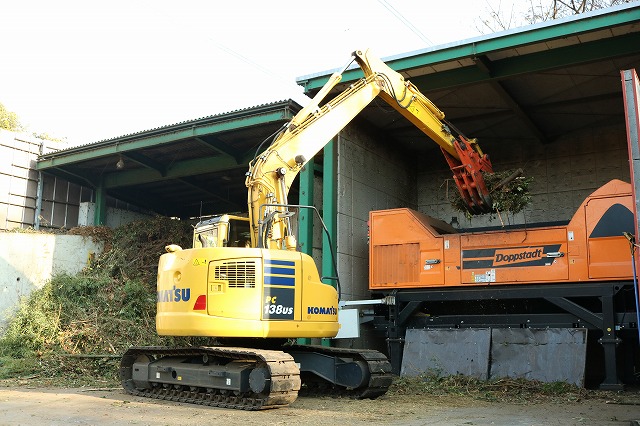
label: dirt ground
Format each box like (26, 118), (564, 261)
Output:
(0, 386), (639, 426)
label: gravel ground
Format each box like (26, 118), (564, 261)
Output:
(0, 386), (639, 426)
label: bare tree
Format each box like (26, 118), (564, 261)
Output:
(477, 0), (637, 33)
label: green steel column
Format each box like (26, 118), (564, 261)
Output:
(297, 163), (314, 346)
(94, 183), (107, 226)
(322, 138), (337, 284)
(321, 138), (337, 347)
(298, 162), (314, 256)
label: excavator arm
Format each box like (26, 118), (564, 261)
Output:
(354, 50), (494, 214)
(245, 48), (494, 250)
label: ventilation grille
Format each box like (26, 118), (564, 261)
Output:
(213, 261), (256, 288)
(371, 243), (419, 286)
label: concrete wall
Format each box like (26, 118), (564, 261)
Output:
(417, 124), (630, 229)
(0, 129), (86, 230)
(336, 123), (416, 300)
(40, 174), (95, 229)
(310, 169), (325, 269)
(0, 131), (39, 229)
(78, 202), (151, 228)
(0, 232), (104, 331)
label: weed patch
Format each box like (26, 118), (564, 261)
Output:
(0, 216), (206, 382)
(388, 374), (592, 404)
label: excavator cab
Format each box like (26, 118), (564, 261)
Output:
(193, 214), (252, 248)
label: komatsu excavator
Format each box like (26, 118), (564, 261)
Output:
(120, 49), (496, 410)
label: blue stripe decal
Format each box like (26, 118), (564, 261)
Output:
(265, 266), (295, 275)
(265, 260), (295, 266)
(264, 275), (295, 286)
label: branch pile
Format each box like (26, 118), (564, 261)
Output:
(0, 216), (205, 384)
(450, 169), (533, 219)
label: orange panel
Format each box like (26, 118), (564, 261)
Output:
(371, 243), (420, 287)
(460, 228), (569, 284)
(369, 208), (452, 289)
(369, 180), (634, 290)
(585, 194), (634, 279)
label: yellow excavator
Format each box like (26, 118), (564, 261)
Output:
(120, 49), (495, 410)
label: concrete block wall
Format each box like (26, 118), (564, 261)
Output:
(0, 232), (104, 332)
(417, 124), (630, 228)
(40, 175), (94, 229)
(336, 124), (416, 301)
(0, 129), (95, 230)
(78, 202), (151, 228)
(0, 131), (39, 229)
(311, 171), (324, 269)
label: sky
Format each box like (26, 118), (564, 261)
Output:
(0, 0), (531, 145)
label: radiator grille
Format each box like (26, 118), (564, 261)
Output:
(213, 260), (256, 288)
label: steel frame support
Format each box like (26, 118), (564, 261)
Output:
(94, 183), (107, 226)
(599, 294), (622, 390)
(298, 162), (314, 257)
(622, 68), (640, 349)
(321, 138), (337, 284)
(297, 162), (315, 347)
(385, 282), (632, 389)
(397, 312), (633, 329)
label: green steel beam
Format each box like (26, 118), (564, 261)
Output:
(122, 151), (167, 176)
(37, 106), (296, 170)
(321, 139), (337, 287)
(320, 140), (337, 348)
(298, 162), (314, 256)
(488, 32), (640, 77)
(413, 32), (640, 91)
(194, 136), (244, 163)
(48, 167), (97, 188)
(297, 6), (640, 92)
(177, 176), (243, 211)
(474, 55), (548, 143)
(103, 154), (240, 188)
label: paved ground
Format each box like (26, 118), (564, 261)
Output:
(0, 386), (639, 425)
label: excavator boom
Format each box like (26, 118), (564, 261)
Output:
(246, 48), (493, 250)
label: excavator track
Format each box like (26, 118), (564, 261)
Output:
(288, 345), (394, 399)
(120, 346), (300, 410)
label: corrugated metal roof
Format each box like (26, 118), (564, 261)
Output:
(37, 100), (300, 218)
(297, 3), (640, 91)
(39, 99), (295, 156)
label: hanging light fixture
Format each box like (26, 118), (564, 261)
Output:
(116, 155), (125, 169)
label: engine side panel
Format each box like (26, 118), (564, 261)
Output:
(156, 247), (339, 338)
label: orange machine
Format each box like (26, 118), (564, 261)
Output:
(370, 179), (634, 289)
